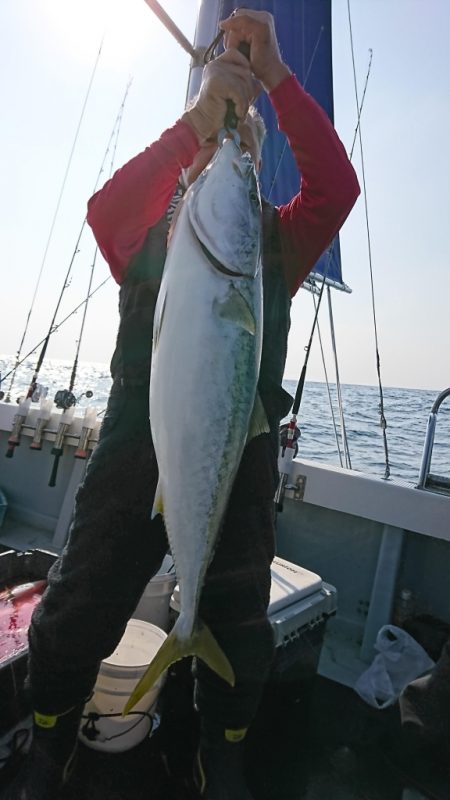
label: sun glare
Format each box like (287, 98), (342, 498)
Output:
(42, 0), (156, 70)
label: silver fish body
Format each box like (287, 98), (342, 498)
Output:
(124, 136), (266, 714)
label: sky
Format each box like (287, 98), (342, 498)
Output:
(0, 0), (449, 392)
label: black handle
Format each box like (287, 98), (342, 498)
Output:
(48, 452), (61, 487)
(238, 41), (250, 60)
(224, 41), (251, 130)
(224, 99), (239, 130)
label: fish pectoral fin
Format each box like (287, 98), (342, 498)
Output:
(215, 287), (256, 335)
(122, 619), (235, 716)
(247, 392), (270, 441)
(151, 480), (164, 520)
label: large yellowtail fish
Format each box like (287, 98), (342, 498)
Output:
(123, 134), (267, 715)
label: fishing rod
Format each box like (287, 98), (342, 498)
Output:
(0, 277), (111, 389)
(293, 48), (373, 402)
(47, 254), (101, 487)
(276, 46), (373, 509)
(49, 83), (131, 486)
(4, 36), (105, 407)
(53, 80), (132, 413)
(143, 0), (196, 58)
(4, 84), (132, 460)
(347, 0), (390, 480)
(270, 20), (335, 510)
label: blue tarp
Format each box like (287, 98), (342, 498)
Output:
(217, 0), (346, 289)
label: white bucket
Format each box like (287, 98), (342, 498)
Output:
(170, 583), (181, 616)
(133, 554), (177, 631)
(79, 619), (167, 753)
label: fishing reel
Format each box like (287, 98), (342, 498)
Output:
(275, 421), (301, 514)
(54, 389), (76, 409)
(31, 384), (48, 403)
(279, 421), (301, 458)
(54, 389), (93, 409)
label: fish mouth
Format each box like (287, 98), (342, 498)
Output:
(196, 235), (248, 278)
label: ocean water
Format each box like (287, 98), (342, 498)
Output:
(1, 355), (449, 485)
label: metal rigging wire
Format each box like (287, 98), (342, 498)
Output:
(292, 45), (373, 465)
(267, 25), (324, 203)
(312, 293), (344, 467)
(326, 286), (352, 468)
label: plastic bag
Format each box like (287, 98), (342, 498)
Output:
(354, 625), (435, 709)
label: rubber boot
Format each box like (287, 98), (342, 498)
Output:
(0, 703), (84, 800)
(193, 725), (254, 800)
(399, 638), (450, 762)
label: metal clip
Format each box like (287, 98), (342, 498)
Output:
(294, 474), (307, 501)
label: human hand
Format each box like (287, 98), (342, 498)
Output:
(183, 49), (259, 143)
(220, 9), (291, 93)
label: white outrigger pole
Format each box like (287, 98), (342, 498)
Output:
(142, 0), (225, 103)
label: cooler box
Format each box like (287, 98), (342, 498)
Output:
(170, 556), (337, 686)
(268, 556), (337, 686)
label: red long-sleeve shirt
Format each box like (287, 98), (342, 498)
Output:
(87, 75), (359, 297)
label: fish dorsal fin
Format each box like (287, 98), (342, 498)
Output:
(247, 392), (270, 441)
(214, 286), (256, 335)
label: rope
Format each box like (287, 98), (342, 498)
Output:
(347, 0), (390, 479)
(81, 710), (156, 744)
(5, 36), (105, 403)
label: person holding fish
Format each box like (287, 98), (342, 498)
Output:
(0, 9), (359, 800)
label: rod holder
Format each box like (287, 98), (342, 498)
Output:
(30, 398), (54, 450)
(74, 407), (97, 459)
(49, 407), (76, 487)
(5, 398), (31, 458)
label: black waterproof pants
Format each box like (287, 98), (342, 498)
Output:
(28, 384), (276, 729)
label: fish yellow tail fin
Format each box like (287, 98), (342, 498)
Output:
(122, 620), (235, 715)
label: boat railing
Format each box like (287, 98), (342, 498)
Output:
(416, 387), (450, 494)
